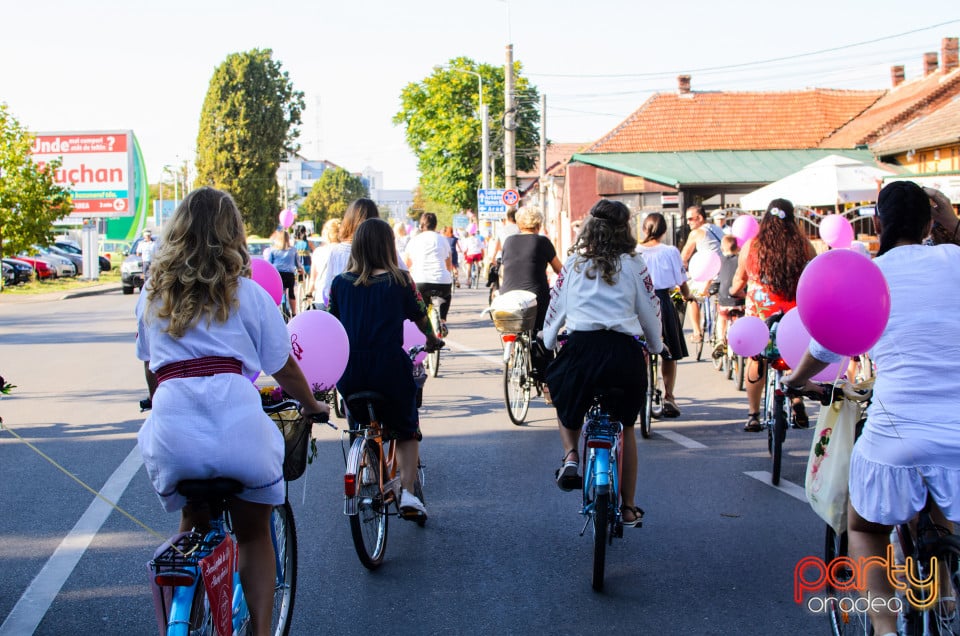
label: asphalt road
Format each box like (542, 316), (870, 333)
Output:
(0, 285), (831, 635)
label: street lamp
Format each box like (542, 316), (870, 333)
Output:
(435, 65), (490, 190)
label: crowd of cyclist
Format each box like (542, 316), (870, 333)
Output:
(134, 182), (958, 633)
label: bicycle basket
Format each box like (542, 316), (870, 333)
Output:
(488, 290), (537, 333)
(269, 408), (312, 481)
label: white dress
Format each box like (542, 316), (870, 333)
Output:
(135, 277), (292, 512)
(846, 244), (960, 525)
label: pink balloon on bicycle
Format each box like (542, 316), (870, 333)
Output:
(250, 257), (283, 304)
(688, 250), (721, 282)
(286, 311), (350, 391)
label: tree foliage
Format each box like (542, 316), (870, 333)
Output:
(0, 104), (72, 271)
(298, 167), (368, 229)
(394, 57), (540, 212)
(194, 49), (304, 237)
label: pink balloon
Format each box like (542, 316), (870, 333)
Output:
(775, 308), (849, 379)
(731, 215), (759, 247)
(286, 311), (350, 392)
(250, 257), (283, 304)
(403, 319), (427, 365)
(796, 250), (891, 357)
(279, 208), (295, 229)
(688, 250), (721, 282)
(727, 316), (770, 358)
(820, 215), (854, 249)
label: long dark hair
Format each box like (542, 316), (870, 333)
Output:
(875, 181), (930, 256)
(339, 198), (380, 242)
(346, 218), (408, 287)
(569, 199), (637, 285)
(755, 198), (810, 300)
(640, 212), (667, 243)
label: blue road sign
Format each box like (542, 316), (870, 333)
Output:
(478, 188), (508, 220)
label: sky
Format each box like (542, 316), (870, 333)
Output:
(2, 1), (958, 191)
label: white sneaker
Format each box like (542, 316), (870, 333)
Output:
(399, 488), (427, 518)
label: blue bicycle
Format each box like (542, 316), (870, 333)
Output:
(579, 390), (627, 591)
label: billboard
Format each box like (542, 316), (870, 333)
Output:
(31, 131), (136, 218)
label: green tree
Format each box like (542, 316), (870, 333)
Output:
(394, 57), (540, 211)
(194, 49), (305, 237)
(298, 167), (368, 229)
(0, 104), (72, 285)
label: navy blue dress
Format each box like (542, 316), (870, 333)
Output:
(328, 272), (427, 440)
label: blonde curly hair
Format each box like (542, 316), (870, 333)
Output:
(145, 187), (250, 338)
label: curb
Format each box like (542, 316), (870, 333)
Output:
(61, 284), (123, 300)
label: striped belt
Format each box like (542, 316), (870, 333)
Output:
(155, 356), (242, 385)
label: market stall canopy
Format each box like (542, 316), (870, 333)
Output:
(739, 155), (898, 211)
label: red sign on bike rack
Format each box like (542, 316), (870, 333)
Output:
(200, 534), (236, 636)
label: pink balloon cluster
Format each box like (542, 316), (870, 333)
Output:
(727, 316), (769, 358)
(279, 208), (296, 229)
(775, 308), (849, 382)
(286, 311), (350, 391)
(731, 215), (759, 247)
(250, 257), (282, 304)
(819, 215), (854, 249)
(403, 320), (427, 364)
(688, 250), (721, 282)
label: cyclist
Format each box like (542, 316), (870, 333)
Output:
(713, 234), (745, 359)
(542, 199), (664, 527)
(135, 187), (328, 636)
(404, 212), (453, 334)
(783, 183), (960, 636)
(293, 224), (312, 276)
(267, 229), (303, 317)
(461, 229), (485, 286)
(329, 218), (442, 519)
(679, 205), (723, 343)
(638, 212), (697, 418)
(304, 218), (341, 304)
(729, 198), (816, 432)
(442, 226), (461, 288)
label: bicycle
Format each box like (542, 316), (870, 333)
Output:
(719, 308), (746, 391)
(578, 389), (627, 591)
(754, 313), (792, 485)
(146, 399), (326, 636)
(341, 346), (431, 570)
(691, 290), (719, 362)
(501, 330), (546, 426)
(468, 259), (481, 289)
(422, 291), (447, 378)
(641, 340), (663, 438)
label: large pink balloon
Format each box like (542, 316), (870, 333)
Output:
(688, 250), (721, 282)
(731, 215), (759, 247)
(250, 257), (282, 304)
(403, 319), (427, 365)
(820, 215), (854, 249)
(279, 208), (295, 229)
(287, 311), (350, 391)
(727, 316), (769, 358)
(775, 308), (849, 380)
(796, 250), (890, 357)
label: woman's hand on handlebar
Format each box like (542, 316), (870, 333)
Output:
(425, 335), (444, 353)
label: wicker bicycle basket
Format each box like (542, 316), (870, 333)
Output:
(491, 306), (537, 334)
(269, 408), (311, 481)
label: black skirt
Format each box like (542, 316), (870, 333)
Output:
(656, 288), (688, 361)
(545, 330), (647, 430)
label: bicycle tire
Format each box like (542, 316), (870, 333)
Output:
(270, 501), (297, 636)
(186, 575), (215, 635)
(348, 440), (388, 569)
(694, 300), (707, 361)
(650, 355), (665, 419)
(918, 533), (960, 636)
(824, 526), (872, 636)
(735, 355), (746, 391)
(504, 343), (530, 425)
(414, 473), (427, 528)
(426, 305), (441, 377)
(772, 392), (787, 486)
(592, 491), (610, 591)
(641, 353), (654, 438)
(332, 389), (344, 419)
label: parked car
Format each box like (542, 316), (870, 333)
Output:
(54, 242), (111, 272)
(38, 245), (83, 275)
(10, 255), (53, 279)
(121, 237), (145, 295)
(99, 240), (132, 266)
(2, 261), (15, 287)
(2, 258), (34, 285)
(22, 250), (76, 278)
(247, 236), (272, 258)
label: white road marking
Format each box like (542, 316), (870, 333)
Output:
(0, 446), (143, 636)
(656, 429), (708, 449)
(443, 337), (504, 367)
(744, 471), (808, 502)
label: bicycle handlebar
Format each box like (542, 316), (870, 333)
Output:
(140, 396), (331, 424)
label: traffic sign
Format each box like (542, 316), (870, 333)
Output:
(477, 188), (507, 221)
(502, 189), (519, 206)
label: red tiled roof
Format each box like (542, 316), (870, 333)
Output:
(870, 93), (960, 154)
(586, 89), (884, 153)
(822, 67), (960, 147)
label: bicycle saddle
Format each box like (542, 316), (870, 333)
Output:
(177, 478), (243, 501)
(345, 391), (390, 423)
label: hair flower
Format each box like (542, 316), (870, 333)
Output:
(769, 207), (787, 219)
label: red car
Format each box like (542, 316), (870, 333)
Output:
(11, 255), (53, 279)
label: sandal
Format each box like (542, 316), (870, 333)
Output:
(555, 449), (581, 491)
(743, 412), (762, 432)
(662, 399), (681, 418)
(621, 505), (644, 528)
(690, 333), (703, 343)
(791, 398), (809, 429)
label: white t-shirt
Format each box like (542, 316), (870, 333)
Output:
(542, 252), (663, 354)
(638, 243), (688, 290)
(138, 240), (157, 263)
(405, 231), (453, 284)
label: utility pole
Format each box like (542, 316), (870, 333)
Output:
(539, 93), (547, 221)
(503, 44), (516, 192)
(481, 103), (490, 189)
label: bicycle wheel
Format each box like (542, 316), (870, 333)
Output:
(270, 501), (297, 636)
(920, 534), (960, 636)
(186, 577), (214, 635)
(471, 263), (479, 289)
(640, 353), (654, 438)
(824, 526), (871, 635)
(694, 300), (706, 361)
(650, 355), (665, 419)
(771, 391), (787, 486)
(348, 440), (388, 569)
(332, 388), (344, 419)
(413, 472), (427, 528)
(425, 306), (441, 377)
(592, 491), (610, 591)
(734, 355), (746, 391)
(504, 343), (530, 425)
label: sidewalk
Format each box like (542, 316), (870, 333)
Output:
(0, 282), (122, 304)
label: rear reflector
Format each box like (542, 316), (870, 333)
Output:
(155, 572), (195, 587)
(344, 473), (357, 497)
(501, 334), (517, 343)
(586, 439), (612, 449)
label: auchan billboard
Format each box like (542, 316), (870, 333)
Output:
(31, 131), (136, 218)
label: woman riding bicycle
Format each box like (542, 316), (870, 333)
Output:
(729, 198), (816, 432)
(267, 229), (303, 317)
(329, 218), (442, 519)
(135, 187), (328, 636)
(404, 212), (453, 334)
(785, 183), (960, 636)
(542, 199), (664, 527)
